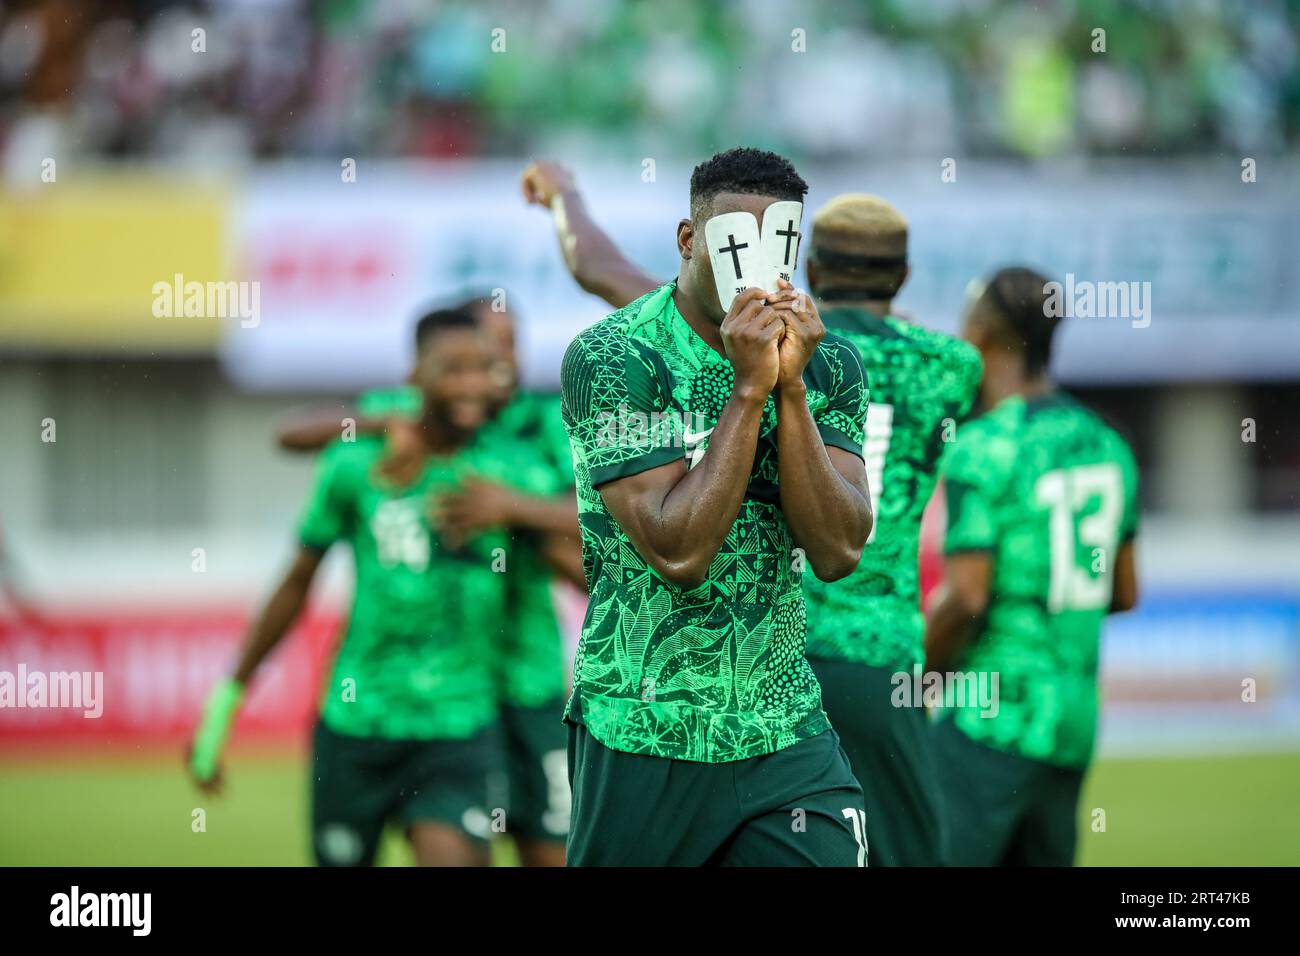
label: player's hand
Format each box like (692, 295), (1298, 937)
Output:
(769, 279), (824, 388)
(433, 477), (521, 540)
(187, 679), (243, 796)
(185, 743), (225, 796)
(720, 287), (784, 399)
(521, 161), (576, 209)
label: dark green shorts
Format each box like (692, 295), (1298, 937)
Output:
(566, 723), (868, 867)
(310, 719), (505, 867)
(932, 715), (1085, 866)
(809, 657), (949, 866)
(500, 699), (570, 843)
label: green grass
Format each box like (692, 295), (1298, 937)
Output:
(1077, 749), (1300, 866)
(2, 748), (1297, 865)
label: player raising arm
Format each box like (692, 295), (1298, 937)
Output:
(521, 160), (659, 309)
(924, 267), (1140, 867)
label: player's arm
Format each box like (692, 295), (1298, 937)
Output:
(188, 545), (325, 792)
(538, 533), (586, 591)
(522, 160), (661, 309)
(924, 429), (1000, 672)
(436, 482), (580, 539)
(594, 290), (782, 588)
(1109, 450), (1141, 613)
(189, 443), (352, 793)
(1110, 539), (1138, 612)
(275, 406), (386, 452)
(771, 286), (872, 581)
(923, 551), (992, 672)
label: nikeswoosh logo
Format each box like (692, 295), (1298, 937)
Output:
(683, 425), (714, 446)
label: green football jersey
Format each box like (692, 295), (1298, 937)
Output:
(357, 385), (421, 418)
(560, 282), (870, 763)
(357, 385), (575, 708)
(299, 435), (507, 740)
(804, 308), (982, 670)
(941, 392), (1140, 769)
(478, 390), (575, 708)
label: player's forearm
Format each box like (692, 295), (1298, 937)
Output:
(552, 189), (660, 309)
(645, 388), (767, 585)
(276, 409), (382, 453)
(539, 533), (586, 591)
(231, 569), (315, 683)
(505, 492), (580, 537)
(775, 386), (871, 581)
(923, 585), (981, 672)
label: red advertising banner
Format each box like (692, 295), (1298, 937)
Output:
(0, 609), (341, 748)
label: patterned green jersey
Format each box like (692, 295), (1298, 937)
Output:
(478, 390), (575, 708)
(560, 282), (869, 762)
(941, 392), (1140, 769)
(357, 385), (574, 708)
(299, 435), (506, 740)
(804, 308), (982, 670)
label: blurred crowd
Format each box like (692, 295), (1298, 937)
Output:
(0, 0), (1297, 171)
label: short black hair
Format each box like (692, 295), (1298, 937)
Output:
(689, 147), (808, 221)
(413, 305), (478, 354)
(979, 266), (1061, 376)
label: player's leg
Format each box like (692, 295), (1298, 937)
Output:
(501, 701), (570, 867)
(566, 722), (736, 866)
(1014, 762), (1087, 866)
(931, 715), (1035, 866)
(719, 729), (868, 867)
(810, 656), (949, 866)
(407, 821), (490, 867)
(309, 721), (391, 867)
(394, 723), (504, 867)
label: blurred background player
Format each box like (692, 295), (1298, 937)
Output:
(272, 296), (579, 866)
(188, 307), (512, 867)
(924, 267), (1141, 867)
(799, 195), (983, 867)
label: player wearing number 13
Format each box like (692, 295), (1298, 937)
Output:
(924, 267), (1141, 867)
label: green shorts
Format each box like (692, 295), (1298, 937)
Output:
(932, 715), (1085, 866)
(310, 719), (505, 867)
(500, 699), (570, 843)
(566, 723), (868, 867)
(809, 656), (949, 866)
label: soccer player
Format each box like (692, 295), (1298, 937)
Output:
(524, 165), (982, 866)
(188, 306), (512, 867)
(559, 147), (873, 866)
(272, 297), (579, 867)
(798, 195), (983, 868)
(924, 266), (1140, 867)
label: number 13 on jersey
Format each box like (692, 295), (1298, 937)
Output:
(1034, 463), (1123, 612)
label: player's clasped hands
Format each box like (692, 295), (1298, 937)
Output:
(769, 278), (825, 387)
(720, 281), (823, 396)
(719, 287), (785, 396)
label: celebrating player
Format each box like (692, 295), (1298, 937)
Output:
(924, 267), (1141, 866)
(798, 195), (983, 867)
(525, 165), (983, 866)
(559, 147), (873, 866)
(270, 296), (579, 866)
(188, 306), (511, 867)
